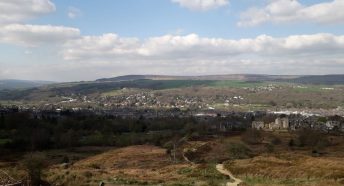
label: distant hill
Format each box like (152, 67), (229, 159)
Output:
(0, 79), (54, 90)
(96, 74), (300, 82)
(97, 74), (344, 84)
(280, 75), (344, 85)
(1, 74), (344, 101)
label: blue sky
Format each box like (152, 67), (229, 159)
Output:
(0, 0), (344, 81)
(31, 0), (343, 38)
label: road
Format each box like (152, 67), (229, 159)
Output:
(216, 164), (242, 186)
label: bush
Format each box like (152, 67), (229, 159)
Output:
(265, 143), (274, 153)
(270, 136), (282, 145)
(288, 139), (295, 147)
(227, 142), (252, 159)
(241, 129), (263, 145)
(297, 129), (329, 150)
(62, 156), (69, 163)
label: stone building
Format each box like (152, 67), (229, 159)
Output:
(252, 121), (264, 130)
(252, 117), (289, 130)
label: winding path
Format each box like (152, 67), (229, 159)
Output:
(216, 164), (242, 186)
(182, 142), (243, 186)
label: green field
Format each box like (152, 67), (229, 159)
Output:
(209, 80), (267, 88)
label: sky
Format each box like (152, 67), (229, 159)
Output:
(0, 0), (344, 81)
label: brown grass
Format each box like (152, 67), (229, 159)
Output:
(47, 145), (192, 185)
(225, 153), (344, 185)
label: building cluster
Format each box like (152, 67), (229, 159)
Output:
(95, 91), (247, 110)
(252, 117), (289, 131)
(244, 84), (282, 92)
(252, 115), (344, 133)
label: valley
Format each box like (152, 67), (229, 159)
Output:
(0, 74), (344, 186)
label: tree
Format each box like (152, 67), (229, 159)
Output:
(22, 153), (47, 186)
(0, 112), (4, 129)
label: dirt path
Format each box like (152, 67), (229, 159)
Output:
(216, 164), (242, 186)
(182, 142), (243, 186)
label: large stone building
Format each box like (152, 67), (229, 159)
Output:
(252, 117), (289, 131)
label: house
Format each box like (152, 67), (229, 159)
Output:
(252, 121), (265, 130)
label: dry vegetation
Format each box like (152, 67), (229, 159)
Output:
(45, 145), (227, 186)
(226, 154), (344, 186)
(1, 131), (344, 186)
(47, 145), (191, 185)
(222, 132), (344, 186)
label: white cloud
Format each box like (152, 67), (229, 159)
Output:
(55, 32), (344, 80)
(62, 33), (344, 61)
(0, 0), (56, 24)
(63, 33), (140, 60)
(24, 50), (33, 55)
(0, 24), (80, 47)
(4, 57), (344, 82)
(1, 0), (344, 81)
(172, 0), (229, 11)
(238, 0), (344, 27)
(52, 32), (344, 80)
(0, 0), (80, 47)
(68, 7), (82, 19)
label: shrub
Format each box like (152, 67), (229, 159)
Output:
(227, 142), (252, 159)
(270, 136), (282, 145)
(265, 143), (274, 153)
(62, 156), (69, 163)
(288, 139), (295, 147)
(241, 129), (263, 145)
(297, 129), (329, 150)
(83, 171), (93, 177)
(89, 163), (101, 169)
(22, 153), (48, 186)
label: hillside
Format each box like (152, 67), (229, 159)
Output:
(0, 79), (53, 90)
(97, 74), (344, 84)
(96, 74), (300, 82)
(1, 74), (344, 110)
(283, 75), (344, 85)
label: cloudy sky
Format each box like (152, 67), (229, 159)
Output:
(1, 0), (344, 81)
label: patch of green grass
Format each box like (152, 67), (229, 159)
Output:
(144, 80), (212, 89)
(178, 167), (193, 175)
(209, 80), (266, 88)
(178, 164), (227, 185)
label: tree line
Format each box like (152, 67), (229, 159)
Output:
(0, 111), (248, 154)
